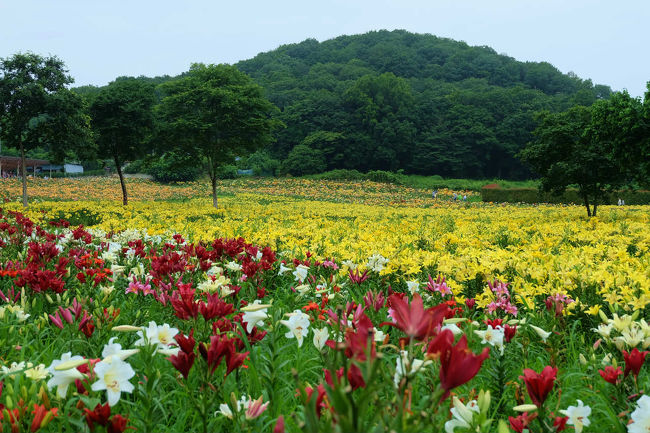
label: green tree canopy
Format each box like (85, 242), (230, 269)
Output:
(520, 104), (629, 217)
(0, 52), (91, 206)
(90, 77), (156, 205)
(157, 63), (281, 208)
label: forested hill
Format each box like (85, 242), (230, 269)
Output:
(236, 30), (612, 179)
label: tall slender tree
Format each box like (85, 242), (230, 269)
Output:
(157, 63), (281, 208)
(0, 52), (90, 206)
(90, 77), (155, 205)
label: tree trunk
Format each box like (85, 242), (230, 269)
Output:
(114, 156), (128, 206)
(211, 175), (218, 209)
(20, 141), (28, 208)
(582, 193), (591, 217)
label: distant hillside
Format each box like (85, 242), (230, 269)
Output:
(73, 30), (613, 179)
(236, 30), (612, 178)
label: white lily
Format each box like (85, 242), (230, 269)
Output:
(278, 263), (291, 275)
(102, 337), (140, 361)
(280, 310), (311, 347)
(47, 352), (85, 399)
(134, 321), (179, 351)
(91, 356), (136, 406)
(628, 395), (650, 433)
(474, 325), (505, 355)
(242, 300), (269, 333)
(293, 264), (309, 282)
(444, 397), (479, 433)
(313, 328), (329, 350)
(559, 400), (591, 433)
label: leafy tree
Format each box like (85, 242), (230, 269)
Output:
(281, 144), (326, 176)
(148, 150), (202, 183)
(90, 77), (156, 205)
(520, 106), (627, 217)
(587, 89), (649, 188)
(0, 52), (91, 206)
(157, 63), (281, 208)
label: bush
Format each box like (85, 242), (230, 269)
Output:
(366, 170), (402, 185)
(247, 150), (280, 176)
(310, 169), (365, 181)
(215, 165), (238, 179)
(148, 151), (202, 183)
(124, 159), (149, 174)
(481, 187), (650, 205)
(281, 145), (326, 176)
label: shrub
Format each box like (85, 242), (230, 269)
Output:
(481, 186), (650, 205)
(281, 145), (326, 176)
(366, 170), (402, 185)
(215, 164), (239, 179)
(310, 169), (365, 181)
(148, 151), (202, 183)
(247, 150), (280, 176)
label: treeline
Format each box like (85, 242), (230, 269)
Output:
(236, 30), (612, 179)
(74, 30), (613, 180)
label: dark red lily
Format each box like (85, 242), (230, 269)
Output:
(509, 412), (537, 433)
(175, 330), (196, 354)
(438, 334), (489, 400)
(168, 351), (195, 379)
(623, 348), (648, 378)
(503, 324), (517, 343)
(520, 366), (557, 407)
(107, 414), (128, 433)
(83, 402), (111, 430)
(599, 365), (623, 385)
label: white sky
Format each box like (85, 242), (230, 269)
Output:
(1, 0), (648, 97)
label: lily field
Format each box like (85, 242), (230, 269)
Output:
(0, 177), (649, 433)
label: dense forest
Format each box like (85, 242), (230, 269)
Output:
(234, 30), (612, 179)
(68, 30), (613, 179)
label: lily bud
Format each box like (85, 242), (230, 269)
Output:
(513, 404), (538, 412)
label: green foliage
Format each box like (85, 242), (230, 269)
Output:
(309, 169), (366, 181)
(281, 144), (326, 176)
(480, 186), (650, 205)
(157, 63), (282, 206)
(366, 170), (402, 185)
(215, 164), (239, 179)
(148, 151), (202, 183)
(247, 150), (281, 176)
(0, 52), (92, 205)
(90, 77), (156, 204)
(236, 30), (611, 179)
(520, 91), (650, 216)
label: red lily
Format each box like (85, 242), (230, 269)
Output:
(175, 330), (196, 354)
(438, 334), (489, 400)
(381, 293), (449, 340)
(623, 348), (648, 378)
(107, 414), (129, 433)
(509, 412), (537, 433)
(599, 365), (623, 385)
(83, 402), (111, 430)
(520, 366), (557, 407)
(168, 351), (196, 379)
(503, 324), (517, 343)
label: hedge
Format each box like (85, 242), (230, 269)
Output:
(481, 187), (650, 205)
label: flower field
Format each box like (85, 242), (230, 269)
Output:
(0, 177), (649, 432)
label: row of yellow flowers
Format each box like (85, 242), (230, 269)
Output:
(4, 187), (649, 315)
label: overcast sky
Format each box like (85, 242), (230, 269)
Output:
(1, 0), (648, 97)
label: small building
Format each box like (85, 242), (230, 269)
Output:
(0, 156), (50, 178)
(40, 163), (84, 176)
